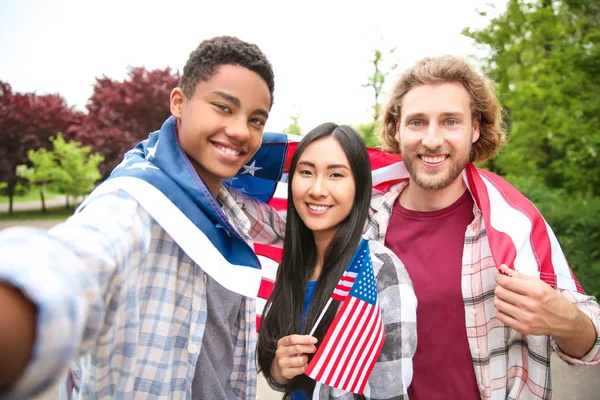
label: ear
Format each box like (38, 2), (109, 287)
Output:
(394, 120), (401, 143)
(170, 87), (185, 119)
(472, 114), (481, 143)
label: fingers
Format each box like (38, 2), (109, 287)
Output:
(275, 335), (318, 380)
(277, 334), (318, 347)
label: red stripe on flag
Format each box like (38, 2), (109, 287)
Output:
(258, 279), (274, 300)
(267, 197), (288, 211)
(332, 300), (372, 388)
(254, 243), (283, 261)
(351, 307), (384, 393)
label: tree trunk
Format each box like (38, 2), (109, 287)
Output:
(7, 177), (16, 215)
(65, 195), (70, 209)
(40, 186), (46, 213)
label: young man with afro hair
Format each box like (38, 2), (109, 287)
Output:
(0, 36), (285, 399)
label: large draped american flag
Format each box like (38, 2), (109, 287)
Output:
(225, 132), (586, 332)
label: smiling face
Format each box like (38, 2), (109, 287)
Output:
(291, 136), (356, 241)
(170, 64), (271, 195)
(397, 82), (480, 192)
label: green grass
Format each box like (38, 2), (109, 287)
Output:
(0, 206), (74, 221)
(0, 191), (58, 203)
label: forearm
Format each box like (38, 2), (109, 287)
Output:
(553, 303), (598, 359)
(0, 282), (37, 392)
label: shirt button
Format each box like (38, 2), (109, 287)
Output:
(470, 309), (477, 315)
(472, 347), (480, 355)
(188, 343), (199, 354)
(464, 268), (474, 274)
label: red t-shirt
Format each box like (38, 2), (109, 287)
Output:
(384, 190), (480, 399)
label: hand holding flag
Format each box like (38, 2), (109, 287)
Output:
(494, 264), (596, 358)
(270, 334), (318, 386)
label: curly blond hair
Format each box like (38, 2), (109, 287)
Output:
(380, 56), (506, 162)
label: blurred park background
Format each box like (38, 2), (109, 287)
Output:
(1, 0), (599, 398)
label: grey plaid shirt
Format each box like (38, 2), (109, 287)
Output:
(0, 187), (260, 399)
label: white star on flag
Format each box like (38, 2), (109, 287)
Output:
(242, 160), (262, 176)
(145, 140), (160, 160)
(127, 161), (159, 171)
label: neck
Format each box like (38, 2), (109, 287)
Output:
(400, 174), (468, 211)
(310, 230), (335, 281)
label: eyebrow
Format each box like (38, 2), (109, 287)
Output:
(212, 90), (270, 119)
(298, 161), (350, 170)
(403, 111), (466, 120)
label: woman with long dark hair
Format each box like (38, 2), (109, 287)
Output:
(257, 123), (417, 399)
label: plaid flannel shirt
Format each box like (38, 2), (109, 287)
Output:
(367, 182), (600, 400)
(0, 186), (260, 400)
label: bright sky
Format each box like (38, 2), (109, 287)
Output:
(0, 0), (503, 133)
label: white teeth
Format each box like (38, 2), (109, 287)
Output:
(308, 204), (331, 211)
(215, 144), (240, 156)
(422, 155), (445, 163)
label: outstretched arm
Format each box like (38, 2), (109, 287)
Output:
(0, 283), (36, 392)
(0, 191), (152, 397)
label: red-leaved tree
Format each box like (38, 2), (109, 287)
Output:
(69, 67), (179, 175)
(0, 81), (82, 213)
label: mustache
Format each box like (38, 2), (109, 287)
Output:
(408, 147), (452, 157)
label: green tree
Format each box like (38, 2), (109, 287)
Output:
(282, 115), (302, 135)
(52, 134), (104, 208)
(357, 47), (398, 146)
(463, 0), (600, 296)
(16, 148), (60, 212)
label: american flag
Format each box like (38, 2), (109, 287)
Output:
(228, 133), (586, 330)
(304, 239), (384, 394)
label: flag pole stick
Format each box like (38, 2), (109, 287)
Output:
(308, 297), (333, 336)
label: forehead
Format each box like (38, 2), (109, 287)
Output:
(299, 137), (350, 165)
(192, 64), (271, 109)
(401, 82), (471, 118)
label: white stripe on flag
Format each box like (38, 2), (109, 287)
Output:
(545, 221), (577, 291)
(80, 177), (262, 298)
(353, 305), (383, 393)
(372, 161), (408, 186)
(336, 299), (376, 388)
(327, 299), (370, 386)
(310, 299), (356, 379)
(257, 255), (279, 282)
(273, 182), (288, 199)
(256, 296), (267, 316)
(480, 174), (540, 277)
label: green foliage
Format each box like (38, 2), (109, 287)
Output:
(359, 46), (397, 147)
(51, 134), (104, 201)
(282, 115), (302, 135)
(16, 134), (104, 209)
(464, 0), (600, 296)
(353, 121), (380, 148)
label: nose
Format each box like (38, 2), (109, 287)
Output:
(421, 123), (444, 149)
(224, 116), (250, 144)
(308, 176), (328, 198)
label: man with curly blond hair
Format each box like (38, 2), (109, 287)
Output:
(367, 55), (600, 399)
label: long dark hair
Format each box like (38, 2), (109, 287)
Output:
(257, 122), (372, 397)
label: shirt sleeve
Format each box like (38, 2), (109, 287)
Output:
(0, 191), (152, 398)
(551, 289), (600, 365)
(231, 190), (286, 247)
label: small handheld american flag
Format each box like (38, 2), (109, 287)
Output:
(304, 239), (384, 395)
